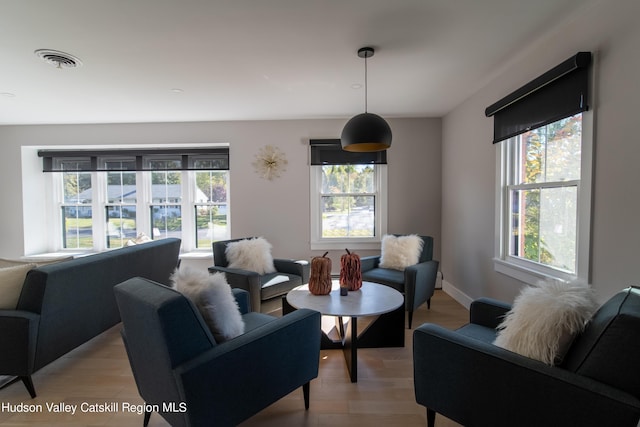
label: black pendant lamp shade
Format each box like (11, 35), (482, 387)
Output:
(341, 47), (392, 152)
(341, 113), (392, 152)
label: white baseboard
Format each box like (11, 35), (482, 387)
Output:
(441, 279), (473, 310)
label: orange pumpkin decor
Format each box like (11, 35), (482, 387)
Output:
(340, 248), (362, 291)
(309, 252), (332, 295)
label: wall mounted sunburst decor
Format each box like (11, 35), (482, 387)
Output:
(252, 145), (288, 180)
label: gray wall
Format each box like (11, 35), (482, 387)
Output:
(0, 117), (441, 272)
(441, 0), (640, 305)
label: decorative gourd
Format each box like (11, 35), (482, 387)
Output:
(340, 248), (362, 291)
(309, 252), (332, 295)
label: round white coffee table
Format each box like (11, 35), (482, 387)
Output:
(286, 281), (404, 382)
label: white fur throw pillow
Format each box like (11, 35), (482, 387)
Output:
(379, 234), (424, 271)
(170, 266), (245, 343)
(0, 263), (36, 309)
(494, 279), (598, 365)
(225, 237), (276, 275)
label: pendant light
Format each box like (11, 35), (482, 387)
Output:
(341, 47), (392, 152)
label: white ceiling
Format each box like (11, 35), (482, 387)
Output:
(1, 0), (591, 125)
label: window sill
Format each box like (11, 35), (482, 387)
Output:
(179, 251), (212, 260)
(21, 251), (95, 262)
(494, 258), (576, 285)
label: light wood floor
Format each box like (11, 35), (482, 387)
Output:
(0, 290), (467, 427)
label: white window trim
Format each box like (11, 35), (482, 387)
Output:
(494, 110), (594, 285)
(310, 164), (387, 251)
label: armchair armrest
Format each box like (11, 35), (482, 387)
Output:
(360, 255), (380, 272)
(209, 266), (261, 302)
(413, 323), (640, 427)
(404, 260), (439, 311)
(469, 297), (511, 329)
(273, 259), (310, 283)
(174, 309), (321, 426)
(0, 310), (40, 375)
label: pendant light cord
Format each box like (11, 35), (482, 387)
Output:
(364, 53), (368, 113)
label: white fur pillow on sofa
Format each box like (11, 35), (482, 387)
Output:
(170, 266), (245, 343)
(379, 234), (424, 271)
(0, 263), (36, 309)
(225, 237), (276, 275)
(494, 279), (598, 365)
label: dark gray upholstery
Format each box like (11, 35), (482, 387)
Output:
(413, 287), (640, 427)
(361, 235), (439, 328)
(209, 237), (310, 312)
(115, 277), (321, 427)
(0, 238), (181, 398)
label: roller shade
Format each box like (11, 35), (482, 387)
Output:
(310, 139), (387, 165)
(38, 147), (229, 172)
(486, 52), (591, 144)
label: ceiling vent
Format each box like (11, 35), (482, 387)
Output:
(34, 49), (82, 69)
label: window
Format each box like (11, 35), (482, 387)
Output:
(60, 159), (93, 249)
(309, 140), (387, 250)
(320, 164), (376, 238)
(489, 53), (593, 283)
(40, 146), (229, 253)
(499, 114), (587, 280)
(194, 168), (228, 249)
(148, 158), (183, 242)
(105, 159), (137, 249)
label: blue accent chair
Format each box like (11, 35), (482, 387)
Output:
(210, 237), (310, 313)
(361, 235), (439, 328)
(114, 277), (321, 427)
(413, 286), (640, 427)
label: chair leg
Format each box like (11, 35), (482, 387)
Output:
(408, 311), (413, 329)
(427, 298), (431, 309)
(303, 382), (310, 410)
(143, 410), (151, 427)
(427, 408), (436, 427)
(20, 376), (36, 398)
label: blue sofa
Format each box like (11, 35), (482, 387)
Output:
(114, 277), (321, 427)
(0, 238), (181, 397)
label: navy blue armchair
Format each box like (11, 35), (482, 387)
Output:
(114, 277), (321, 427)
(413, 287), (640, 427)
(361, 235), (439, 328)
(210, 237), (310, 313)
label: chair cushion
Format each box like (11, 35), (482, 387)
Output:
(242, 312), (278, 333)
(361, 268), (405, 292)
(561, 286), (640, 399)
(225, 237), (276, 275)
(379, 234), (423, 271)
(493, 279), (597, 365)
(170, 266), (245, 342)
(260, 273), (302, 300)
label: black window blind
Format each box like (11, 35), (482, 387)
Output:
(485, 52), (591, 144)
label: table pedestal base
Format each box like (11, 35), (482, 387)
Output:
(282, 297), (404, 382)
